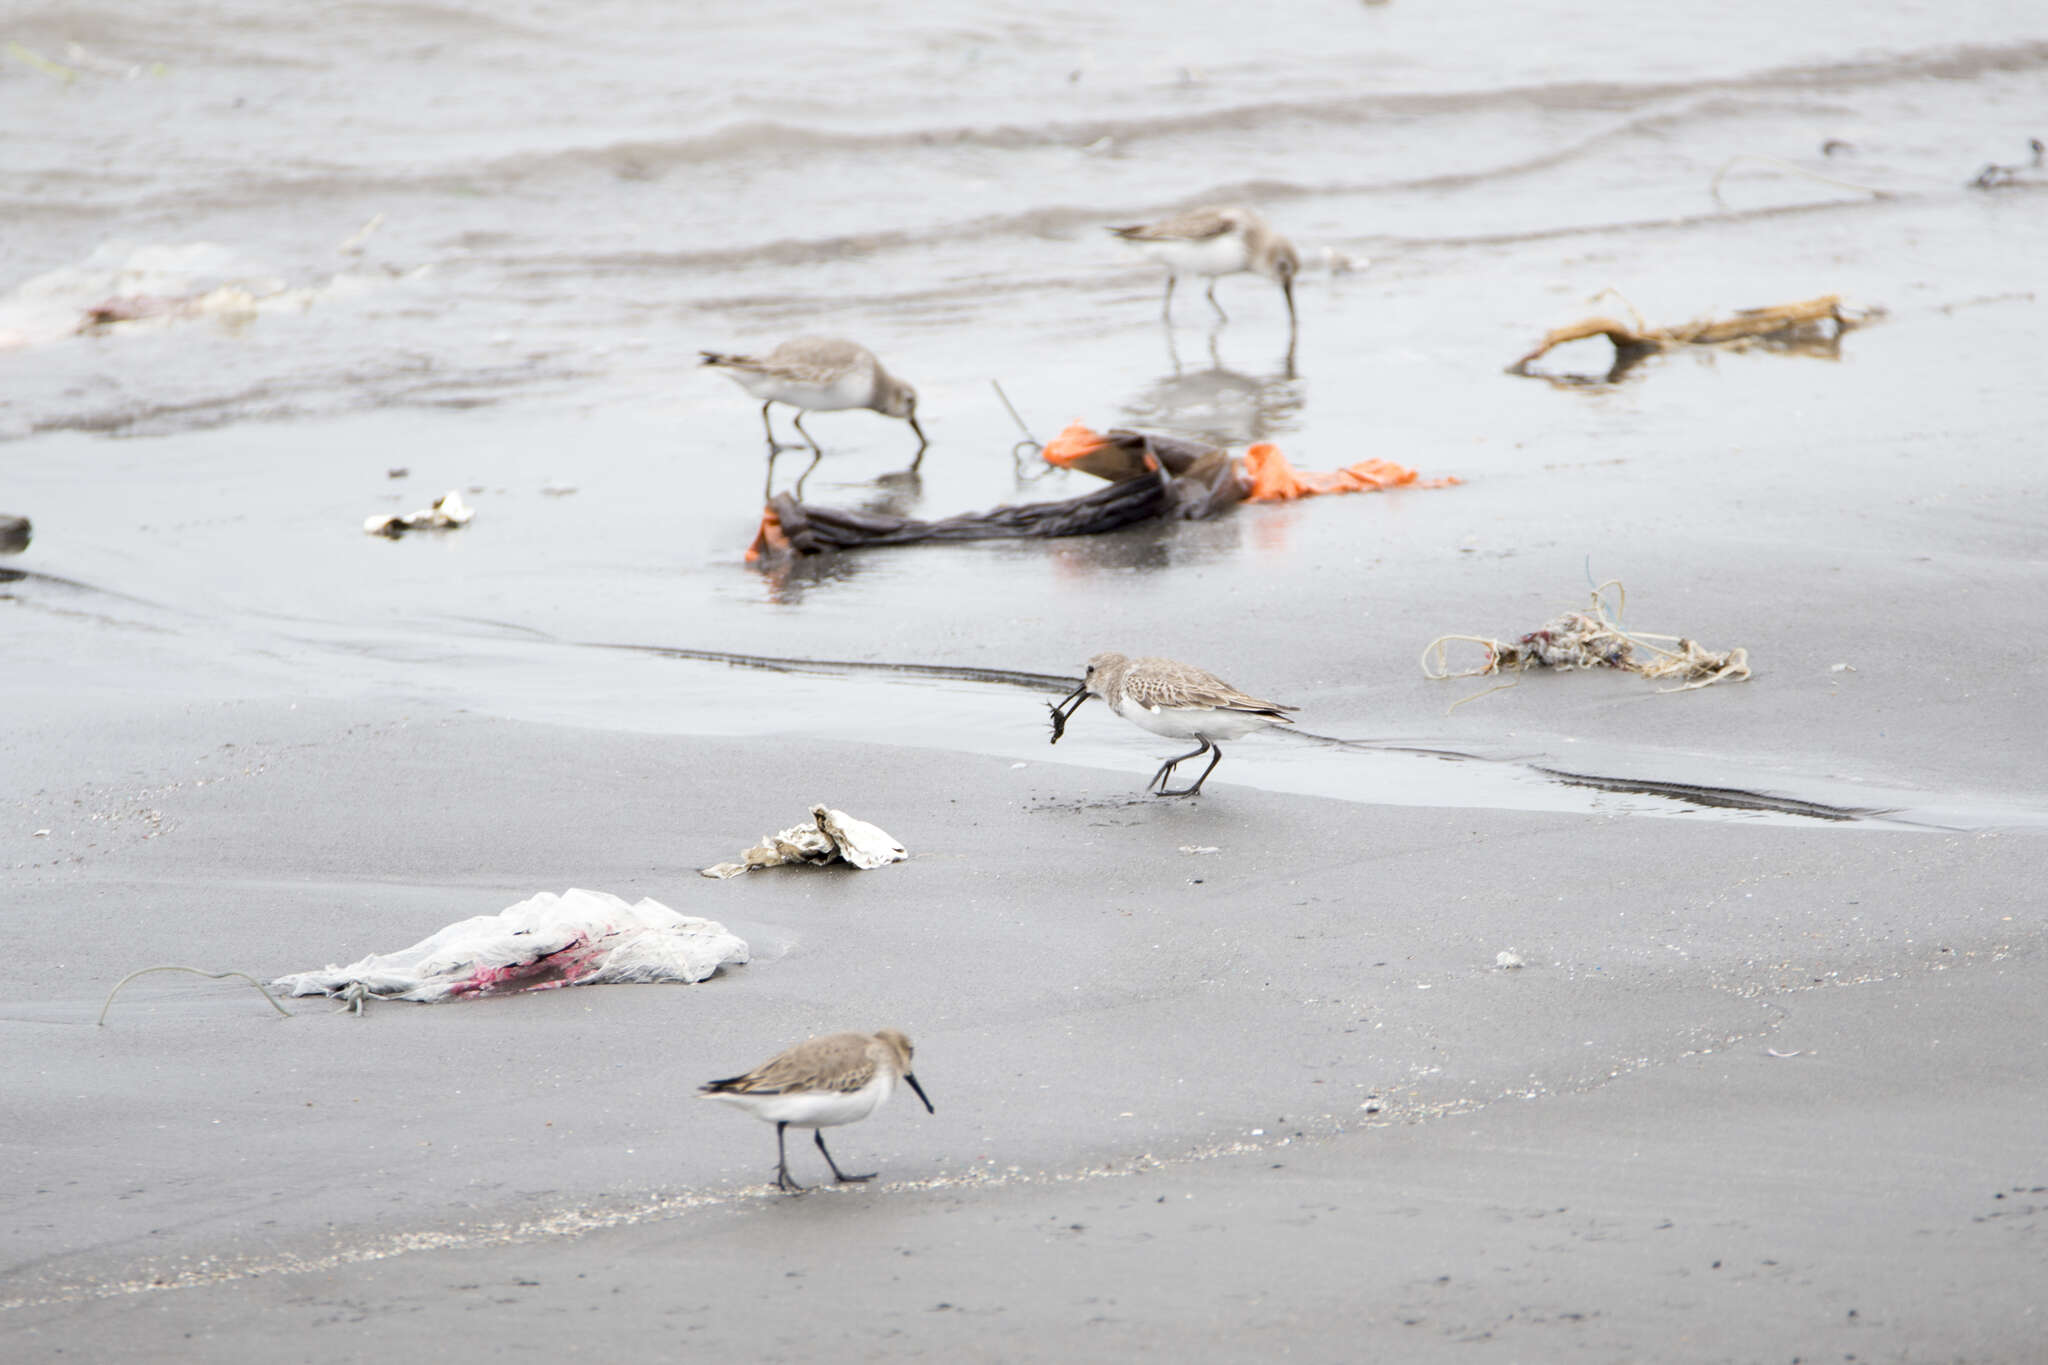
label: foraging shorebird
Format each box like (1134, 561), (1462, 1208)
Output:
(1048, 651), (1298, 797)
(699, 337), (928, 496)
(1109, 205), (1300, 327)
(699, 1028), (933, 1193)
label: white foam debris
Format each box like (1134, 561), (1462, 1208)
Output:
(1497, 950), (1525, 969)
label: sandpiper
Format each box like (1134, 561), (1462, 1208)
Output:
(1108, 205), (1300, 327)
(1048, 652), (1298, 797)
(699, 337), (928, 496)
(699, 1028), (933, 1193)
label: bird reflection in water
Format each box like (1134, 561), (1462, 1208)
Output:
(1119, 324), (1304, 450)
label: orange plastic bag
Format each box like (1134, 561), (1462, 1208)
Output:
(1239, 443), (1459, 501)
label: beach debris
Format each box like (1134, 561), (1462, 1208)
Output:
(745, 425), (1455, 562)
(0, 241), (395, 351)
(4, 41), (77, 82)
(98, 966), (294, 1025)
(1969, 138), (2045, 190)
(1421, 580), (1751, 709)
(1496, 950), (1525, 970)
(748, 467), (1171, 560)
(1, 514), (29, 555)
(337, 212), (385, 255)
(272, 889), (748, 1011)
(364, 490), (472, 538)
(1043, 422), (1459, 503)
(1506, 293), (1873, 383)
(1707, 154), (1888, 207)
(700, 805), (907, 879)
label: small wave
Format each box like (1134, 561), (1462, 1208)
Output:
(494, 39), (2048, 173)
(52, 39), (2047, 220)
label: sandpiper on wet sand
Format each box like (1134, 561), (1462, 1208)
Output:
(700, 1029), (934, 1193)
(1050, 651), (1298, 796)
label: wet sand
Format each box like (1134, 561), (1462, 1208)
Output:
(3, 680), (2044, 1359)
(6, 3), (2048, 1359)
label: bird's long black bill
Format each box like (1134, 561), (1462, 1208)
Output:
(907, 414), (929, 454)
(1281, 276), (1297, 327)
(904, 1072), (935, 1114)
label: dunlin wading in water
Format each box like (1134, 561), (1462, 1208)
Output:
(700, 337), (927, 497)
(1108, 205), (1300, 328)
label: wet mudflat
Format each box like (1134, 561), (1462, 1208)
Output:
(3, 2), (2046, 1360)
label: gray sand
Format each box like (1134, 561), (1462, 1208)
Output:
(4, 707), (2043, 1359)
(5, 2), (2047, 1359)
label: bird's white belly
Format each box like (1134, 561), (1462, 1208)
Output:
(1111, 694), (1269, 742)
(730, 368), (871, 412)
(711, 1071), (892, 1129)
(1137, 233), (1251, 279)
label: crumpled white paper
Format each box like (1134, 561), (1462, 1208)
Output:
(700, 804), (907, 879)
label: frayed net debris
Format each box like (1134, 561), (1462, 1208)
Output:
(272, 888), (748, 1010)
(1421, 581), (1750, 711)
(701, 804), (907, 879)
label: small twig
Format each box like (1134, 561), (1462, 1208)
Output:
(1585, 289), (1648, 335)
(99, 965), (293, 1025)
(1710, 154), (1888, 207)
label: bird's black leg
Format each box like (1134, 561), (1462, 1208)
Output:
(1205, 279), (1230, 323)
(1161, 275), (1177, 322)
(788, 412), (825, 498)
(791, 449), (824, 499)
(1158, 742), (1224, 797)
(790, 410), (824, 456)
(815, 1130), (875, 1184)
(759, 400), (782, 450)
(1148, 740), (1212, 795)
(775, 1121), (807, 1193)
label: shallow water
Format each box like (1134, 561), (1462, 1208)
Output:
(5, 1), (2046, 817)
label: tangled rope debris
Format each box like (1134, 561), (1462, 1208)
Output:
(98, 965), (294, 1025)
(1421, 581), (1751, 710)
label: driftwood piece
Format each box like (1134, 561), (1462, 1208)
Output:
(1507, 294), (1870, 379)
